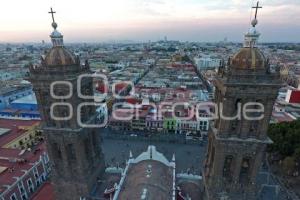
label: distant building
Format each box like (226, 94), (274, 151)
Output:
(0, 85), (33, 110)
(0, 69), (28, 81)
(194, 57), (221, 70)
(0, 94), (40, 120)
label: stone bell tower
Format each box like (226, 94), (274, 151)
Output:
(29, 8), (105, 200)
(203, 2), (281, 200)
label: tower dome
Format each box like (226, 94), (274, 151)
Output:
(231, 47), (266, 69)
(44, 47), (76, 66)
(44, 8), (76, 67)
(231, 14), (266, 70)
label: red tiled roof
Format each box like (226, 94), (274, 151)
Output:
(287, 90), (300, 104)
(110, 109), (134, 121)
(0, 148), (23, 159)
(0, 142), (46, 193)
(0, 119), (40, 147)
(31, 182), (54, 200)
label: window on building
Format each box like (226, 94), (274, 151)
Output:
(19, 140), (24, 147)
(66, 143), (76, 161)
(92, 132), (99, 153)
(36, 179), (40, 187)
(43, 154), (49, 164)
(234, 98), (242, 111)
(21, 194), (27, 200)
(52, 143), (62, 159)
(230, 119), (238, 132)
(223, 155), (234, 181)
(84, 139), (91, 161)
(248, 99), (263, 137)
(27, 179), (34, 193)
(249, 121), (257, 137)
(10, 193), (17, 200)
(18, 183), (25, 193)
(41, 174), (46, 182)
(239, 157), (251, 184)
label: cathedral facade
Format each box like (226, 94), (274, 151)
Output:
(28, 3), (283, 200)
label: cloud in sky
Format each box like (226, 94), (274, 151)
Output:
(0, 0), (299, 42)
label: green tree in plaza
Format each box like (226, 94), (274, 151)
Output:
(268, 120), (300, 157)
(268, 120), (300, 174)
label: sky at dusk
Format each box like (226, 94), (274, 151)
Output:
(0, 0), (299, 43)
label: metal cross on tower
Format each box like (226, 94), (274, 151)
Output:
(252, 1), (262, 20)
(48, 8), (56, 23)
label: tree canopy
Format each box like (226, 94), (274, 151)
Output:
(268, 120), (300, 161)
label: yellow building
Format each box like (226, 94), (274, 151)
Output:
(2, 122), (42, 149)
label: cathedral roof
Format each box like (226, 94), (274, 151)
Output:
(113, 146), (176, 200)
(44, 47), (76, 66)
(117, 160), (174, 200)
(231, 47), (266, 70)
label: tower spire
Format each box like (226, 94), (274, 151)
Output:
(244, 1), (263, 48)
(252, 2), (262, 21)
(49, 8), (56, 23)
(48, 7), (64, 47)
(48, 8), (58, 30)
(251, 1), (262, 27)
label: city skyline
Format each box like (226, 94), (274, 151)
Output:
(0, 0), (300, 43)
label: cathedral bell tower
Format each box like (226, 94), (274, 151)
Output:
(29, 8), (105, 200)
(203, 2), (282, 200)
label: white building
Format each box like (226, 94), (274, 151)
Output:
(194, 57), (221, 70)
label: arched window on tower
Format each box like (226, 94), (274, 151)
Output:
(84, 138), (92, 163)
(239, 157), (251, 184)
(230, 98), (242, 134)
(52, 142), (62, 160)
(248, 100), (264, 138)
(223, 155), (234, 181)
(66, 143), (76, 163)
(235, 98), (242, 110)
(230, 120), (238, 132)
(92, 131), (99, 155)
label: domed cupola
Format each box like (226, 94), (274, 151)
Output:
(44, 8), (76, 67)
(230, 4), (266, 70)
